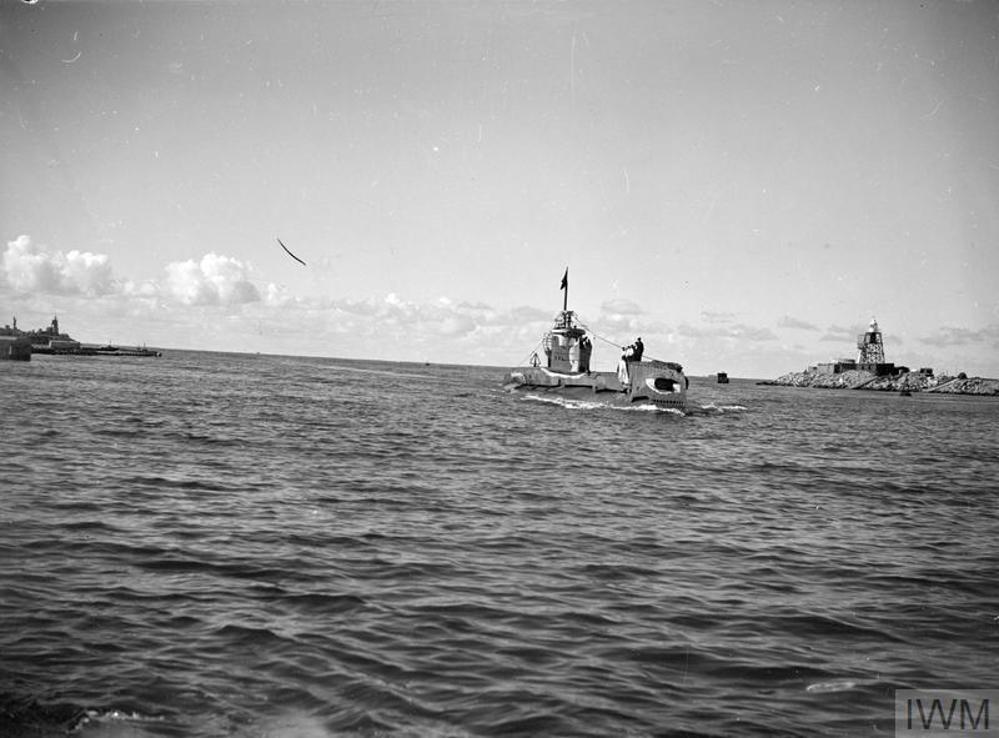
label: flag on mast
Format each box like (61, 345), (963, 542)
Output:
(560, 268), (568, 291)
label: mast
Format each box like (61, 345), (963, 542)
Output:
(561, 267), (568, 312)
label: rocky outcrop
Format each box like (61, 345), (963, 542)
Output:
(763, 368), (999, 395)
(762, 368), (875, 389)
(857, 372), (940, 392)
(926, 376), (999, 395)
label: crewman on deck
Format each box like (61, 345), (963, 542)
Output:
(623, 337), (644, 362)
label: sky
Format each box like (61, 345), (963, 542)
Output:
(2, 0), (997, 378)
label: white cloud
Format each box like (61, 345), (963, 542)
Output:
(0, 235), (820, 372)
(778, 315), (820, 331)
(502, 305), (550, 324)
(819, 324), (863, 343)
(601, 298), (644, 316)
(3, 235), (114, 295)
(700, 310), (737, 324)
(164, 253), (260, 306)
(2, 236), (260, 309)
(677, 322), (779, 341)
(919, 325), (999, 348)
(438, 314), (477, 337)
(265, 283), (291, 307)
(122, 279), (159, 299)
(288, 294), (557, 348)
(592, 301), (661, 337)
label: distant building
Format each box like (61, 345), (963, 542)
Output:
(816, 358), (857, 375)
(1, 315), (81, 353)
(0, 316), (19, 336)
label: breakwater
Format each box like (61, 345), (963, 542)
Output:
(31, 344), (161, 357)
(760, 368), (999, 395)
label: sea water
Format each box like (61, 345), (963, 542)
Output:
(1, 351), (996, 737)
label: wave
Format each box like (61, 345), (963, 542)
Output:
(522, 394), (685, 415)
(75, 708), (170, 735)
(0, 694), (89, 735)
(689, 402), (749, 414)
(121, 475), (239, 492)
(0, 694), (175, 738)
(278, 592), (367, 614)
(805, 679), (860, 693)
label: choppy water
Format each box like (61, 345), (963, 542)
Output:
(1, 352), (997, 737)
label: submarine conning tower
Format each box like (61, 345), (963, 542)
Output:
(543, 310), (592, 374)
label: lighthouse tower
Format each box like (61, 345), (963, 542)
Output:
(857, 318), (885, 367)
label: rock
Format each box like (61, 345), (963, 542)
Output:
(766, 367), (999, 396)
(927, 377), (999, 395)
(857, 372), (940, 392)
(766, 368), (875, 389)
